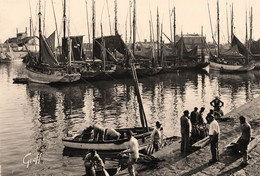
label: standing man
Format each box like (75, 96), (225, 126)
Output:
(124, 130), (139, 176)
(208, 114), (220, 164)
(237, 116), (251, 166)
(151, 121), (162, 152)
(180, 110), (191, 153)
(210, 96), (224, 117)
(197, 107), (205, 125)
(190, 107), (199, 125)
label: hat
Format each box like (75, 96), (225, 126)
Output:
(156, 121), (162, 127)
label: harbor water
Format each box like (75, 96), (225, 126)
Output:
(1, 61), (260, 175)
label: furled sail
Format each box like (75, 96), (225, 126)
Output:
(62, 36), (85, 62)
(46, 31), (56, 52)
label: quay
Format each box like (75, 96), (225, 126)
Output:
(117, 96), (260, 176)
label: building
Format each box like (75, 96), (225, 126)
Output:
(175, 34), (206, 50)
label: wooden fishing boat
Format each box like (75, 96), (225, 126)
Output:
(26, 1), (81, 84)
(63, 127), (153, 151)
(210, 60), (255, 73)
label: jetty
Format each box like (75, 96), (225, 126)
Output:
(116, 96), (260, 176)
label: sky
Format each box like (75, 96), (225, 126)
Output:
(0, 0), (259, 44)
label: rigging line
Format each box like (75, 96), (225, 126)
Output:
(207, 0), (216, 44)
(51, 0), (61, 53)
(106, 0), (112, 35)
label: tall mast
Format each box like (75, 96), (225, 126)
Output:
(85, 0), (91, 46)
(217, 0), (220, 57)
(231, 3), (234, 41)
(245, 9), (248, 47)
(226, 1), (230, 44)
(63, 0), (66, 39)
(129, 0), (132, 44)
(30, 17), (32, 37)
(156, 7), (160, 64)
(51, 0), (60, 52)
(92, 0), (96, 61)
(249, 7), (253, 52)
(114, 0), (118, 35)
(169, 0), (172, 41)
(38, 0), (42, 62)
(173, 7), (176, 45)
(106, 0), (112, 35)
(207, 0), (215, 44)
(132, 0), (136, 55)
(160, 24), (163, 66)
(125, 13), (128, 43)
(201, 26), (204, 62)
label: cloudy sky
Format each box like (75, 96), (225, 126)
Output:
(0, 0), (259, 44)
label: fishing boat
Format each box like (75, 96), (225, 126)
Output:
(62, 63), (153, 151)
(0, 42), (14, 63)
(26, 0), (81, 84)
(209, 1), (254, 73)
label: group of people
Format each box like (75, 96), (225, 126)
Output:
(82, 124), (121, 142)
(180, 106), (251, 166)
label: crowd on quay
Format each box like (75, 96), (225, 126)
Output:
(81, 97), (251, 175)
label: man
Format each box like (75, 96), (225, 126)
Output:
(208, 114), (220, 164)
(180, 110), (191, 153)
(124, 130), (139, 176)
(210, 96), (224, 116)
(237, 116), (251, 166)
(190, 107), (199, 125)
(151, 121), (162, 152)
(105, 127), (121, 140)
(84, 150), (108, 176)
(197, 107), (205, 125)
(87, 124), (105, 141)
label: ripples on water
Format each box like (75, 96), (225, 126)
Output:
(0, 61), (260, 175)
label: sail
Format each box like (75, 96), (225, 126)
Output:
(46, 31), (56, 52)
(40, 34), (59, 67)
(94, 35), (126, 61)
(162, 44), (175, 57)
(231, 35), (251, 57)
(220, 45), (245, 59)
(188, 46), (198, 58)
(62, 36), (85, 62)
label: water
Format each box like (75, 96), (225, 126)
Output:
(1, 61), (260, 175)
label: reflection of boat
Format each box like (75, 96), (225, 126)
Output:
(62, 63), (153, 151)
(26, 0), (81, 84)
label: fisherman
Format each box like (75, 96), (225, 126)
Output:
(151, 121), (162, 152)
(210, 96), (224, 117)
(208, 114), (220, 164)
(237, 116), (251, 166)
(104, 127), (121, 140)
(122, 130), (139, 176)
(206, 109), (214, 124)
(197, 107), (205, 125)
(190, 107), (199, 125)
(84, 150), (108, 176)
(87, 124), (105, 141)
(180, 110), (191, 153)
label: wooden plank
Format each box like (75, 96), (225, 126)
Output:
(192, 136), (210, 148)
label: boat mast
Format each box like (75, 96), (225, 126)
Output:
(63, 0), (66, 39)
(114, 0), (118, 35)
(207, 0), (216, 44)
(169, 0), (172, 41)
(132, 0), (136, 55)
(245, 9), (248, 47)
(173, 7), (176, 45)
(226, 1), (230, 44)
(217, 0), (220, 57)
(106, 0), (112, 35)
(92, 0), (96, 61)
(160, 24), (163, 66)
(201, 26), (205, 62)
(156, 7), (159, 65)
(231, 3), (234, 41)
(85, 0), (91, 47)
(249, 7), (253, 52)
(129, 0), (132, 44)
(38, 0), (42, 63)
(51, 0), (61, 54)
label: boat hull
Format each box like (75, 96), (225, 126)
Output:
(27, 68), (81, 84)
(209, 61), (255, 73)
(62, 128), (152, 151)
